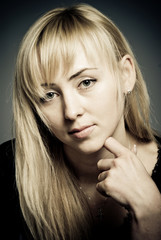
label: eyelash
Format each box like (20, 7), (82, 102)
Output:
(40, 79), (97, 103)
(78, 79), (97, 89)
(40, 91), (58, 103)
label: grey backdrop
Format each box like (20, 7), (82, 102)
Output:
(0, 0), (161, 144)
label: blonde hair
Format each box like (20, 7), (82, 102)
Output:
(13, 4), (155, 240)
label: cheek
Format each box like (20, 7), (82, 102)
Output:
(95, 88), (124, 125)
(41, 106), (64, 131)
(94, 88), (118, 114)
(50, 121), (66, 142)
(49, 118), (64, 136)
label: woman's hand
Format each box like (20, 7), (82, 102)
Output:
(96, 137), (161, 239)
(97, 137), (152, 209)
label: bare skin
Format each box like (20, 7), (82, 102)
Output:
(64, 130), (161, 239)
(96, 137), (161, 240)
(41, 45), (161, 239)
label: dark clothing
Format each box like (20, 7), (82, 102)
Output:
(0, 137), (161, 240)
(0, 140), (32, 240)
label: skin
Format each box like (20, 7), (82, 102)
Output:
(41, 45), (133, 156)
(97, 137), (161, 240)
(41, 45), (161, 239)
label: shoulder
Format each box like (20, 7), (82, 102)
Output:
(137, 136), (158, 176)
(0, 139), (18, 213)
(136, 134), (161, 192)
(0, 139), (17, 203)
(0, 140), (21, 237)
(0, 139), (15, 158)
(0, 139), (15, 180)
(151, 135), (161, 191)
(0, 139), (16, 191)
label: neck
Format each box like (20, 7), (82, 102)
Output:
(63, 122), (131, 185)
(64, 147), (110, 184)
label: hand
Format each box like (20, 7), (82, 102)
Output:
(96, 137), (159, 212)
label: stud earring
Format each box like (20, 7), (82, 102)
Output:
(127, 90), (131, 95)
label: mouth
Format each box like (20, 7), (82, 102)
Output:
(68, 125), (95, 139)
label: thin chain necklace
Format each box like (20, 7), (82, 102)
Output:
(79, 138), (137, 223)
(79, 186), (108, 222)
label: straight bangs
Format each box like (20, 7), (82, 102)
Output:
(17, 5), (122, 112)
(36, 12), (120, 87)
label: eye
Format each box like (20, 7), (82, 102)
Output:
(46, 92), (56, 99)
(79, 79), (96, 89)
(40, 91), (58, 102)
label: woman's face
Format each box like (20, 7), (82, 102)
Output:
(40, 45), (125, 154)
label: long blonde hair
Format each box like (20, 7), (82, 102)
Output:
(13, 4), (155, 240)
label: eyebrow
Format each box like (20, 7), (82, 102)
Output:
(41, 67), (97, 87)
(41, 83), (56, 87)
(69, 67), (97, 80)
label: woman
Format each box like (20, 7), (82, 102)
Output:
(1, 3), (161, 240)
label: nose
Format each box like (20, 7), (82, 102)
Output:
(63, 93), (84, 121)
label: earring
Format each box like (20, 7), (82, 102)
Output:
(127, 90), (131, 95)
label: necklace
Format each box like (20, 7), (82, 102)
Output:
(79, 186), (108, 222)
(96, 201), (107, 222)
(79, 137), (136, 223)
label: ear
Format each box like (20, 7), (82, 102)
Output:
(119, 54), (136, 94)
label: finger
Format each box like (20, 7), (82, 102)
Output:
(98, 171), (108, 181)
(104, 137), (128, 157)
(97, 158), (114, 171)
(96, 182), (110, 198)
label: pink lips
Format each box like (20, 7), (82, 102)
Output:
(69, 125), (95, 139)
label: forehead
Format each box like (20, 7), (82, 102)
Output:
(40, 42), (109, 85)
(62, 45), (104, 74)
(34, 10), (120, 86)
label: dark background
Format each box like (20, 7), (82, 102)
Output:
(0, 0), (161, 144)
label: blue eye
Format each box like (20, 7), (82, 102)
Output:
(79, 79), (96, 89)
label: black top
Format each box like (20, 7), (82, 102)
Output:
(0, 137), (161, 240)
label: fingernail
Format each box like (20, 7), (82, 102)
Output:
(97, 159), (102, 168)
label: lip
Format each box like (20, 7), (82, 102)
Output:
(68, 125), (95, 139)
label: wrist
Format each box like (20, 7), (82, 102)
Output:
(129, 183), (161, 220)
(128, 187), (161, 240)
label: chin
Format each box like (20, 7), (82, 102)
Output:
(76, 141), (104, 155)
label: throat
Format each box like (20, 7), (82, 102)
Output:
(63, 144), (112, 183)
